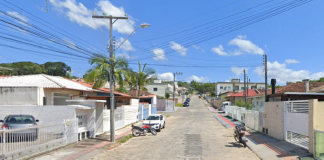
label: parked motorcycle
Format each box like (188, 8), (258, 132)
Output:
(233, 123), (247, 147)
(131, 122), (157, 137)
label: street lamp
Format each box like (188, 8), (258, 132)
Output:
(116, 23), (150, 51)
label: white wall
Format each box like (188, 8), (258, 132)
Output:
(0, 87), (39, 105)
(0, 105), (76, 125)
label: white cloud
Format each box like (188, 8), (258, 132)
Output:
(228, 35), (264, 55)
(118, 37), (133, 51)
(49, 0), (135, 34)
(170, 41), (188, 56)
(192, 45), (199, 49)
(211, 45), (228, 56)
(116, 52), (133, 60)
(231, 67), (248, 77)
(157, 72), (174, 81)
(7, 11), (28, 23)
(151, 48), (166, 61)
(253, 61), (313, 84)
(185, 75), (209, 83)
(285, 59), (299, 64)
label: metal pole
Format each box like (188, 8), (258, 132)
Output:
(244, 69), (246, 109)
(173, 72), (175, 111)
(265, 54), (268, 102)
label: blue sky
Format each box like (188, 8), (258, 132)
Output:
(0, 0), (323, 85)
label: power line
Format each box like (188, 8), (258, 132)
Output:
(131, 0), (313, 61)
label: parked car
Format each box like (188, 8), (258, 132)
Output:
(183, 101), (189, 107)
(142, 114), (165, 132)
(186, 98), (191, 102)
(0, 115), (39, 141)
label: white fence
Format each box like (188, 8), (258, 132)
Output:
(225, 105), (259, 131)
(0, 120), (77, 160)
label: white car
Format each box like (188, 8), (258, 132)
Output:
(142, 114), (165, 132)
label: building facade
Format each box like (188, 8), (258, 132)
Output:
(215, 79), (266, 98)
(145, 80), (177, 98)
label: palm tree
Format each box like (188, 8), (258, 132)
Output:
(84, 54), (128, 89)
(137, 61), (156, 98)
(124, 68), (137, 95)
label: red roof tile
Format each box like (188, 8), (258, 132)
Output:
(227, 89), (259, 97)
(258, 82), (324, 96)
(74, 81), (131, 97)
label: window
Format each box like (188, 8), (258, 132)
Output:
(241, 87), (244, 90)
(153, 88), (158, 91)
(234, 86), (239, 90)
(228, 86), (231, 89)
(53, 93), (70, 105)
(220, 86), (223, 89)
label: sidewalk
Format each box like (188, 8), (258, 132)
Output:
(31, 121), (143, 160)
(158, 106), (181, 112)
(216, 114), (313, 160)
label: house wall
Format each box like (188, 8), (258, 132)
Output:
(309, 99), (324, 154)
(0, 87), (39, 105)
(216, 82), (266, 97)
(146, 84), (171, 98)
(229, 97), (244, 105)
(44, 88), (97, 105)
(213, 100), (225, 111)
(262, 101), (285, 140)
(251, 96), (266, 111)
(0, 105), (76, 125)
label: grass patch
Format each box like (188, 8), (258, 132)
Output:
(117, 134), (133, 143)
(166, 115), (170, 117)
(175, 103), (183, 107)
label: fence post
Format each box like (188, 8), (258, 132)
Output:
(2, 131), (5, 158)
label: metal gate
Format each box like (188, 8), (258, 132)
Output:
(245, 110), (259, 131)
(284, 100), (309, 149)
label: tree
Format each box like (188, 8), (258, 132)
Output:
(117, 86), (128, 93)
(165, 92), (170, 99)
(137, 61), (156, 97)
(124, 68), (137, 95)
(43, 62), (71, 76)
(84, 54), (128, 89)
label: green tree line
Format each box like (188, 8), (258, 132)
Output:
(0, 61), (71, 77)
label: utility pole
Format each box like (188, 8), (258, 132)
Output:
(173, 72), (182, 111)
(264, 54), (268, 102)
(92, 14), (128, 142)
(244, 69), (246, 109)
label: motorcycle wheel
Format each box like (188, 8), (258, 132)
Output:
(151, 129), (157, 136)
(234, 135), (238, 142)
(132, 129), (141, 137)
(242, 140), (247, 148)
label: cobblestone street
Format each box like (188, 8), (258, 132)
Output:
(92, 96), (260, 160)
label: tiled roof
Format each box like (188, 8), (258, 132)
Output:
(246, 82), (324, 97)
(258, 82), (324, 95)
(218, 91), (234, 96)
(227, 89), (259, 97)
(74, 81), (131, 97)
(0, 74), (93, 91)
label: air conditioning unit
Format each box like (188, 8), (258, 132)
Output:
(80, 91), (88, 97)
